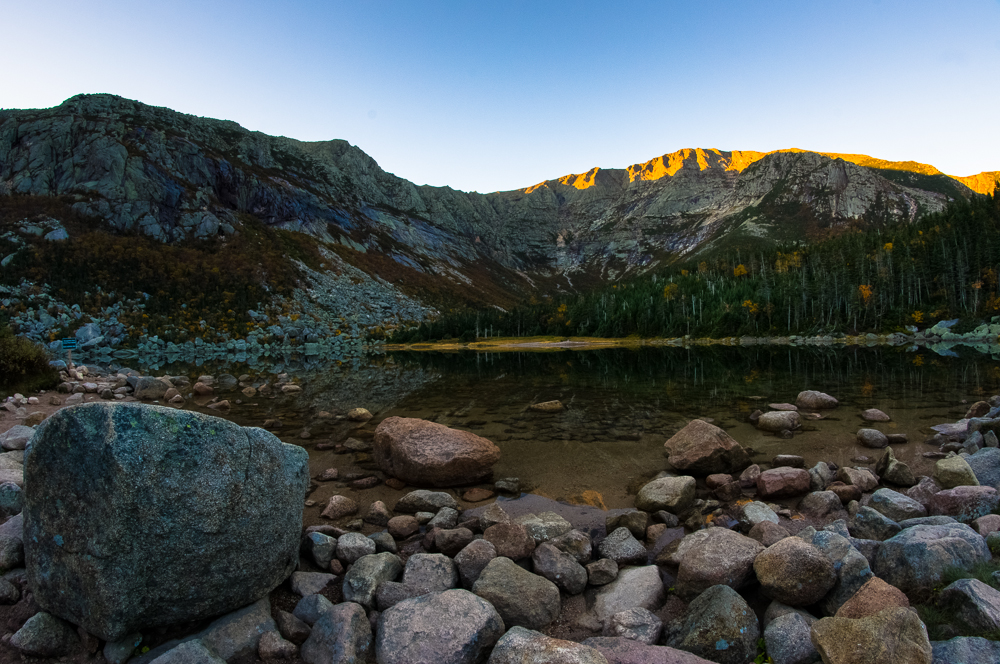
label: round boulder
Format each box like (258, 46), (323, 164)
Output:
(754, 537), (837, 606)
(373, 417), (500, 488)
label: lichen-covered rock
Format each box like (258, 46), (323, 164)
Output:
(930, 636), (1000, 664)
(810, 607), (932, 664)
(22, 403), (308, 642)
(873, 524), (990, 600)
(376, 589), (504, 664)
(934, 455), (980, 489)
(663, 584), (759, 664)
(597, 527), (647, 567)
(763, 613), (819, 664)
(635, 476), (695, 513)
(532, 542), (588, 595)
(373, 417), (500, 487)
(850, 506), (902, 541)
(473, 557), (560, 630)
(754, 537), (837, 607)
(810, 531), (874, 617)
(674, 528), (764, 599)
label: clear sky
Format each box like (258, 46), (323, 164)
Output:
(3, 1), (999, 193)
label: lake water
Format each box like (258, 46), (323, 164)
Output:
(146, 343), (1000, 522)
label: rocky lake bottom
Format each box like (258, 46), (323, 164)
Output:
(4, 342), (1000, 663)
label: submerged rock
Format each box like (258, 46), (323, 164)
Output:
(23, 403), (308, 642)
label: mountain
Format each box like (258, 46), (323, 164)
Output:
(1, 94), (996, 338)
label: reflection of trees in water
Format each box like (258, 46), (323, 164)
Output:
(385, 346), (1000, 410)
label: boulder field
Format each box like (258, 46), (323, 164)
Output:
(1, 389), (1000, 663)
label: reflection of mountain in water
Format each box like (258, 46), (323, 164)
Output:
(298, 356), (441, 416)
(384, 344), (1000, 412)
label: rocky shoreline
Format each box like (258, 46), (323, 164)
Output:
(0, 377), (999, 663)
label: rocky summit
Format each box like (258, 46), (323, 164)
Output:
(1, 94), (995, 338)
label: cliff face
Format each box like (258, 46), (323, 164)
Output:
(0, 94), (989, 301)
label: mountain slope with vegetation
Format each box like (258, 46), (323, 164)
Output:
(0, 94), (996, 348)
(393, 192), (1000, 341)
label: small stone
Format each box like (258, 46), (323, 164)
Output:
(321, 495), (358, 520)
(387, 515), (420, 539)
(529, 400), (564, 412)
(275, 610), (311, 644)
(463, 487), (494, 502)
(258, 631), (297, 659)
(587, 558), (619, 586)
(862, 409), (890, 422)
(347, 407), (372, 421)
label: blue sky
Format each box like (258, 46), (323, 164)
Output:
(3, 1), (999, 192)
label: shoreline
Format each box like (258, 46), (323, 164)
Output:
(383, 331), (1000, 353)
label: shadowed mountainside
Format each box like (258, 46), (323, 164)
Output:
(1, 94), (996, 310)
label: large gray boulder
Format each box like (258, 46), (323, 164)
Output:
(873, 524), (990, 600)
(22, 403), (308, 642)
(376, 589), (505, 664)
(663, 584), (760, 664)
(473, 557), (560, 630)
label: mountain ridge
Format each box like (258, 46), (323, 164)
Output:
(1, 94), (997, 308)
